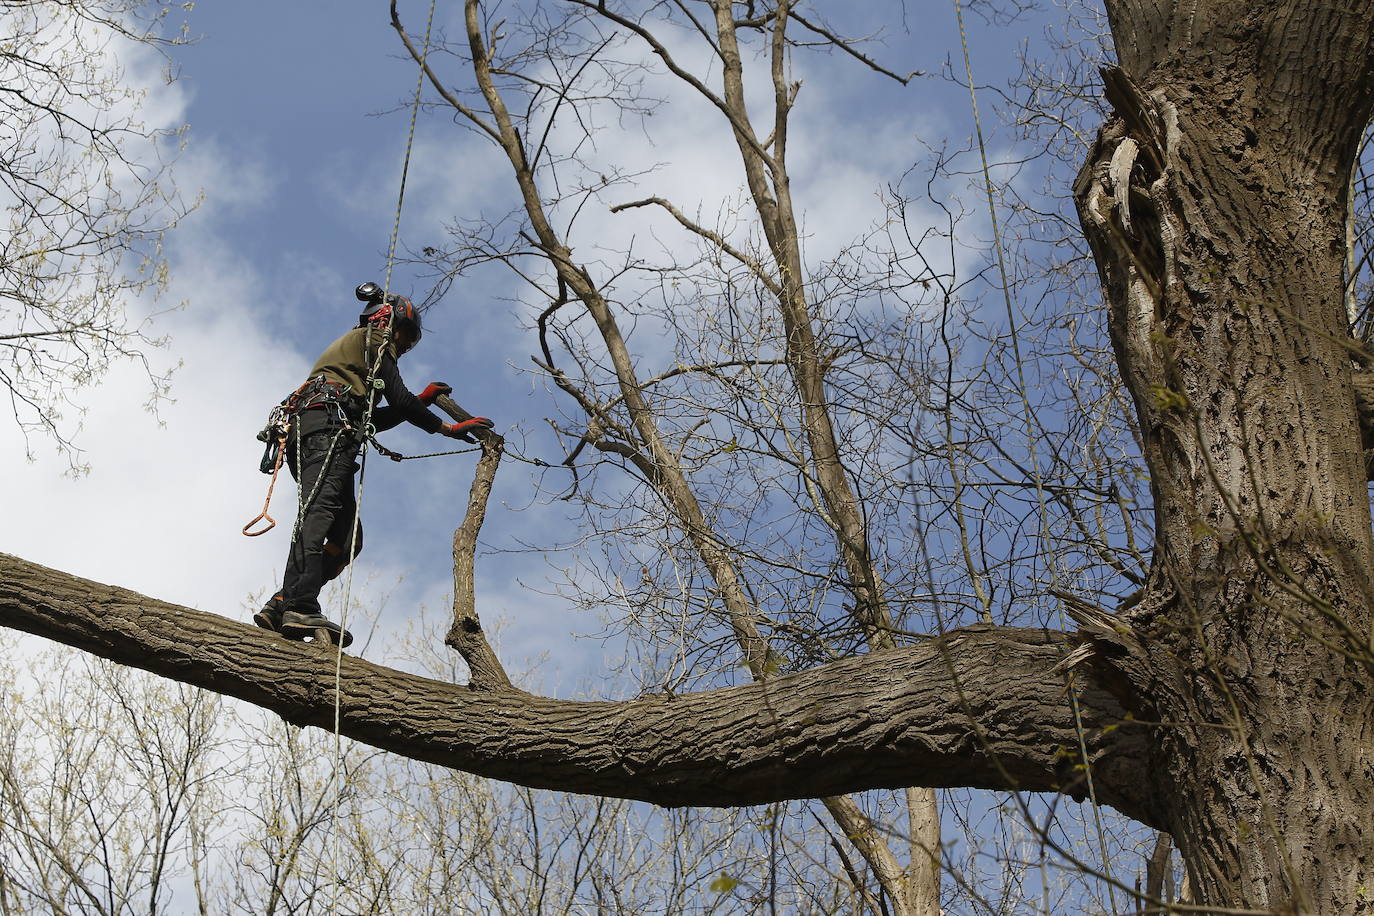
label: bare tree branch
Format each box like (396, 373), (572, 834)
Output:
(610, 196), (783, 295)
(0, 552), (1155, 822)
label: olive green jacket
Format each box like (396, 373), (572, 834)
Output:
(308, 326), (396, 402)
(306, 326), (442, 434)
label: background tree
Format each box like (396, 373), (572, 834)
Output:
(3, 0), (1373, 913)
(0, 627), (913, 915)
(0, 0), (191, 468)
(394, 1), (954, 910)
(0, 642), (226, 914)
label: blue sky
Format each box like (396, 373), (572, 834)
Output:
(1, 1), (1072, 686)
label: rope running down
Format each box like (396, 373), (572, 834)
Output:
(325, 0), (440, 911)
(950, 0), (1120, 907)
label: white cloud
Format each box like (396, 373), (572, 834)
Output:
(0, 259), (305, 614)
(0, 14), (276, 609)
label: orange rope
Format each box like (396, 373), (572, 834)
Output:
(241, 434), (288, 536)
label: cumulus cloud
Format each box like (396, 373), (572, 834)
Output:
(0, 17), (317, 624)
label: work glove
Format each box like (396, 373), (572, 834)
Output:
(418, 382), (452, 405)
(441, 417), (494, 442)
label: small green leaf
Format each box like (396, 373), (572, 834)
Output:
(709, 873), (740, 894)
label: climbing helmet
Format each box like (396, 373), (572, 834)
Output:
(355, 282), (422, 345)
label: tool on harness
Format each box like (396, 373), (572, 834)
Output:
(253, 376), (357, 475)
(243, 428), (288, 536)
(257, 426), (285, 475)
(243, 376), (359, 536)
(254, 403), (292, 475)
(368, 435), (405, 462)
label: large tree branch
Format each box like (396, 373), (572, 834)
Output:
(0, 553), (1158, 824)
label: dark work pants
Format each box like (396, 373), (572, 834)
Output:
(278, 408), (363, 616)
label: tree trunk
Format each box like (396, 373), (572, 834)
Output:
(1075, 2), (1374, 910)
(6, 2), (1374, 912)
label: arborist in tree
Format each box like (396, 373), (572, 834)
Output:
(252, 282), (493, 646)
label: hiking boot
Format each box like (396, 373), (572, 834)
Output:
(279, 609), (354, 648)
(254, 594), (285, 631)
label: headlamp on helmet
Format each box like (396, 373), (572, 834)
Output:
(355, 281), (422, 345)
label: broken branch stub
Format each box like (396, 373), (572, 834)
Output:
(433, 393), (512, 690)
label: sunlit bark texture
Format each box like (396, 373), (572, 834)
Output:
(0, 553), (1153, 817)
(1075, 1), (1374, 910)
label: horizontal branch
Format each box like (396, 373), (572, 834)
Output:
(0, 553), (1158, 824)
(609, 196), (782, 296)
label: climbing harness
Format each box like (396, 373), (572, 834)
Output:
(289, 376), (358, 426)
(242, 377), (358, 536)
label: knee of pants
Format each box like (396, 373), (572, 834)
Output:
(322, 527), (363, 581)
(325, 517), (362, 558)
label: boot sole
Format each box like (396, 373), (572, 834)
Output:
(279, 622), (353, 648)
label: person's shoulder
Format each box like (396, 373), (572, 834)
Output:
(320, 326), (365, 349)
(332, 324), (396, 362)
(363, 327), (399, 360)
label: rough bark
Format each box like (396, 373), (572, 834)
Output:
(5, 2), (1372, 912)
(1074, 1), (1374, 910)
(431, 392), (512, 691)
(0, 553), (1154, 819)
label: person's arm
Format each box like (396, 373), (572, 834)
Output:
(374, 381), (448, 432)
(375, 354), (443, 433)
(371, 406), (404, 432)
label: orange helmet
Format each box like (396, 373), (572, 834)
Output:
(355, 282), (422, 344)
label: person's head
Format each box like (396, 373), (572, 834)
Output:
(393, 321), (418, 356)
(356, 283), (422, 355)
(386, 297), (421, 355)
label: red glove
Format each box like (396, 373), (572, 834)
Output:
(418, 382), (452, 405)
(441, 417), (494, 442)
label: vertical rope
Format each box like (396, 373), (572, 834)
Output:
(325, 1), (440, 912)
(381, 0), (439, 303)
(950, 1), (1120, 911)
